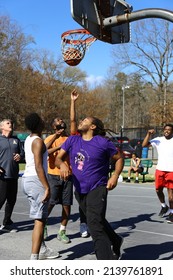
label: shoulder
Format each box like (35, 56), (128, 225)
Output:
(44, 134), (53, 142)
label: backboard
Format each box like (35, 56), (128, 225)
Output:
(71, 0), (132, 44)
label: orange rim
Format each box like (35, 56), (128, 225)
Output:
(61, 29), (96, 45)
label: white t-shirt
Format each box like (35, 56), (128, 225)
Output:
(150, 136), (173, 171)
(24, 135), (48, 177)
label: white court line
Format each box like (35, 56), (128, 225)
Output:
(120, 227), (173, 238)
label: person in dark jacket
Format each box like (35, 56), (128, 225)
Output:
(0, 119), (24, 232)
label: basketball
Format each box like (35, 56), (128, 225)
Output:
(63, 47), (82, 66)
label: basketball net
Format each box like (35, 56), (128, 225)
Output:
(61, 29), (97, 66)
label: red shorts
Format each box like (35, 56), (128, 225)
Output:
(155, 169), (173, 189)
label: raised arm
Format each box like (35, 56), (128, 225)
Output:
(44, 132), (62, 155)
(142, 129), (155, 147)
(70, 89), (79, 134)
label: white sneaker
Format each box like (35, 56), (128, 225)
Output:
(80, 223), (89, 238)
(39, 246), (60, 260)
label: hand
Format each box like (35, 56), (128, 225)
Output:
(42, 188), (50, 203)
(55, 129), (64, 137)
(71, 89), (79, 101)
(106, 174), (118, 190)
(60, 163), (70, 181)
(148, 129), (155, 135)
(13, 153), (21, 162)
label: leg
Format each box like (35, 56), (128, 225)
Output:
(79, 206), (88, 238)
(57, 177), (73, 243)
(127, 167), (132, 178)
(32, 219), (45, 254)
(3, 179), (18, 225)
(126, 167), (134, 182)
(165, 172), (173, 223)
(155, 170), (169, 217)
(0, 179), (7, 210)
(156, 187), (165, 203)
(61, 205), (71, 226)
(79, 206), (87, 223)
(167, 188), (173, 209)
(75, 187), (116, 260)
(87, 186), (119, 260)
(60, 177), (73, 226)
(134, 171), (139, 183)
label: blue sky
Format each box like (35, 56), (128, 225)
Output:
(1, 0), (173, 86)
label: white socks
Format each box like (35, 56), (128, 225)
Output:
(60, 224), (66, 231)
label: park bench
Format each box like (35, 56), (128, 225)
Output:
(123, 158), (153, 183)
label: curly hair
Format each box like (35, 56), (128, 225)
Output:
(25, 113), (44, 133)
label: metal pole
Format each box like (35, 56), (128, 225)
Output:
(122, 86), (125, 128)
(103, 9), (173, 28)
(122, 86), (129, 128)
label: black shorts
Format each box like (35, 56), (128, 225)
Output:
(47, 174), (73, 206)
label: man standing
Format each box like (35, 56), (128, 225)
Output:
(44, 118), (73, 243)
(142, 124), (173, 223)
(0, 119), (24, 232)
(55, 116), (124, 260)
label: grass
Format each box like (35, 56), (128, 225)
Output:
(121, 172), (155, 183)
(19, 163), (25, 171)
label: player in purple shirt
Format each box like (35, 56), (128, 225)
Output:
(55, 116), (124, 260)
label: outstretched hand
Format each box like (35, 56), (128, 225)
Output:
(71, 89), (79, 101)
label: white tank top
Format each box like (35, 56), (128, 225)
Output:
(24, 135), (48, 177)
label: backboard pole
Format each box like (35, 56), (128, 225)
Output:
(103, 8), (173, 28)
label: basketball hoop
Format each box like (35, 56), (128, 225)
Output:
(61, 29), (97, 66)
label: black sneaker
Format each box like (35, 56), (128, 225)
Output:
(134, 180), (139, 183)
(126, 179), (131, 183)
(112, 235), (124, 260)
(0, 224), (18, 233)
(166, 213), (173, 224)
(158, 205), (169, 217)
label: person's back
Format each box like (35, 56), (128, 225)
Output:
(22, 112), (59, 260)
(24, 135), (48, 177)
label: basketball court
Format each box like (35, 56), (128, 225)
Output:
(0, 178), (173, 260)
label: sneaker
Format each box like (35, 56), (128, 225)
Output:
(57, 230), (70, 244)
(166, 213), (173, 224)
(0, 224), (18, 233)
(39, 246), (60, 260)
(158, 205), (169, 217)
(112, 235), (124, 260)
(44, 225), (48, 240)
(126, 179), (131, 183)
(134, 180), (139, 183)
(80, 223), (89, 238)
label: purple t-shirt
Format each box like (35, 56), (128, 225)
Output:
(61, 135), (118, 194)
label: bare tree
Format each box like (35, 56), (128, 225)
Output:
(112, 19), (173, 125)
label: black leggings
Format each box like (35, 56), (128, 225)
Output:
(0, 179), (18, 225)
